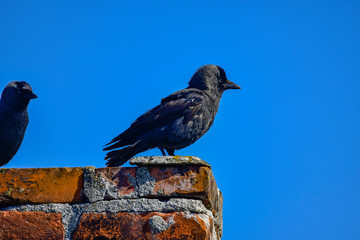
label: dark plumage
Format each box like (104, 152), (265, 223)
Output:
(104, 64), (240, 167)
(0, 81), (37, 166)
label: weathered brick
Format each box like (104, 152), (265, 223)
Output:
(0, 163), (223, 239)
(145, 166), (218, 210)
(0, 167), (83, 207)
(96, 167), (136, 196)
(0, 211), (64, 240)
(72, 212), (212, 240)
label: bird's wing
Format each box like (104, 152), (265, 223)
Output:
(0, 102), (11, 125)
(132, 98), (201, 129)
(104, 89), (203, 150)
(160, 88), (203, 103)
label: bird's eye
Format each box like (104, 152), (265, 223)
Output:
(17, 90), (22, 95)
(218, 77), (226, 84)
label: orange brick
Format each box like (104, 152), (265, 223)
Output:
(0, 211), (64, 240)
(72, 212), (211, 240)
(0, 167), (83, 207)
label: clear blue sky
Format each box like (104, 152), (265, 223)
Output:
(1, 1), (359, 239)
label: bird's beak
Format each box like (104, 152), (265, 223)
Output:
(223, 79), (241, 90)
(25, 92), (38, 99)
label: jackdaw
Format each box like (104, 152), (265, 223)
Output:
(0, 81), (37, 166)
(104, 64), (240, 167)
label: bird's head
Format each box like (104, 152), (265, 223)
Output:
(1, 81), (37, 111)
(188, 65), (240, 94)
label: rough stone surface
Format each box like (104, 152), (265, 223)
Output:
(72, 198), (211, 214)
(72, 212), (211, 240)
(214, 189), (224, 238)
(83, 166), (137, 202)
(0, 163), (223, 239)
(149, 215), (175, 234)
(3, 198), (212, 240)
(82, 165), (220, 215)
(0, 211), (64, 240)
(136, 166), (156, 196)
(131, 156), (211, 167)
(0, 167), (83, 207)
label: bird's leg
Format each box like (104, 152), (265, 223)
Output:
(166, 149), (175, 156)
(159, 146), (167, 156)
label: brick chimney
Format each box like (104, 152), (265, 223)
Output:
(0, 156), (223, 240)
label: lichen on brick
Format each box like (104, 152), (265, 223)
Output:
(136, 167), (156, 197)
(0, 162), (223, 239)
(0, 167), (84, 207)
(149, 215), (175, 234)
(130, 156), (211, 167)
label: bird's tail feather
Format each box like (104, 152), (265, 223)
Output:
(103, 135), (122, 147)
(105, 140), (149, 167)
(103, 130), (138, 150)
(103, 138), (130, 151)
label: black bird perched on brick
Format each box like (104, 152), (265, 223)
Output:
(104, 64), (240, 167)
(0, 81), (37, 166)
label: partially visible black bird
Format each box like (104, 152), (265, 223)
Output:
(104, 64), (240, 167)
(0, 81), (37, 166)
